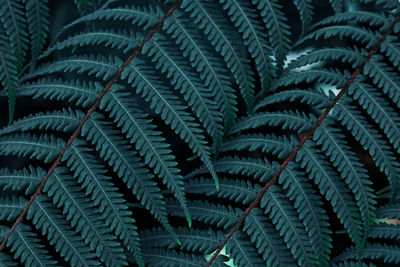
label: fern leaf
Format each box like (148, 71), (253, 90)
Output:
(121, 60), (219, 189)
(44, 168), (127, 266)
(349, 79), (400, 152)
(0, 166), (41, 195)
(287, 47), (365, 70)
(297, 142), (363, 245)
(255, 89), (330, 112)
(231, 111), (315, 134)
(334, 100), (400, 195)
(219, 0), (275, 89)
(179, 0), (255, 108)
(293, 0), (314, 34)
(0, 251), (18, 266)
(333, 243), (400, 264)
(81, 115), (178, 244)
(61, 5), (162, 34)
(314, 120), (377, 235)
(364, 55), (400, 108)
(280, 166), (332, 265)
(100, 89), (192, 226)
(166, 199), (241, 230)
(143, 35), (224, 140)
(299, 25), (378, 49)
(220, 134), (294, 159)
(185, 177), (260, 205)
(142, 248), (206, 266)
(261, 185), (318, 266)
(380, 35), (400, 71)
(42, 29), (140, 58)
(0, 0), (28, 64)
(0, 25), (18, 123)
(0, 196), (25, 221)
(24, 0), (49, 67)
(0, 108), (82, 135)
(0, 133), (62, 163)
(162, 13), (238, 127)
(244, 208), (296, 266)
(18, 79), (99, 108)
(7, 224), (57, 266)
(252, 0), (291, 71)
(311, 11), (390, 31)
(375, 202), (400, 219)
(141, 227), (221, 254)
(329, 0), (345, 14)
(63, 140), (144, 266)
(369, 223), (400, 240)
(27, 196), (102, 266)
(226, 232), (264, 266)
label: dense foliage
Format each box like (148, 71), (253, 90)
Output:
(0, 0), (400, 266)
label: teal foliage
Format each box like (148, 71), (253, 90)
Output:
(0, 0), (49, 122)
(0, 0), (400, 266)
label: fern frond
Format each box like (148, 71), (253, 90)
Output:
(254, 89), (330, 111)
(334, 100), (400, 194)
(63, 140), (144, 266)
(100, 89), (192, 226)
(299, 25), (378, 49)
(7, 224), (57, 266)
(0, 108), (82, 135)
(0, 133), (62, 163)
(27, 196), (102, 266)
(166, 199), (241, 230)
(44, 168), (127, 266)
(42, 29), (140, 57)
(24, 0), (49, 66)
(0, 196), (25, 221)
(293, 0), (314, 33)
(261, 185), (318, 266)
(179, 0), (255, 108)
(375, 202), (400, 219)
(349, 79), (400, 152)
(297, 142), (363, 245)
(121, 60), (219, 189)
(369, 223), (400, 240)
(141, 227), (221, 254)
(329, 0), (345, 14)
(334, 243), (400, 265)
(143, 35), (224, 140)
(18, 79), (99, 108)
(226, 232), (264, 266)
(0, 251), (18, 266)
(0, 0), (28, 64)
(287, 47), (365, 70)
(364, 55), (400, 108)
(142, 248), (206, 266)
(244, 208), (296, 266)
(252, 0), (291, 71)
(380, 35), (400, 71)
(185, 177), (260, 205)
(81, 114), (178, 244)
(314, 119), (377, 234)
(231, 111), (315, 134)
(0, 166), (41, 195)
(61, 5), (162, 33)
(311, 11), (391, 31)
(0, 25), (18, 123)
(163, 13), (238, 127)
(219, 0), (275, 89)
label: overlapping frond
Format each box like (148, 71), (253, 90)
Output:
(1, 0), (400, 266)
